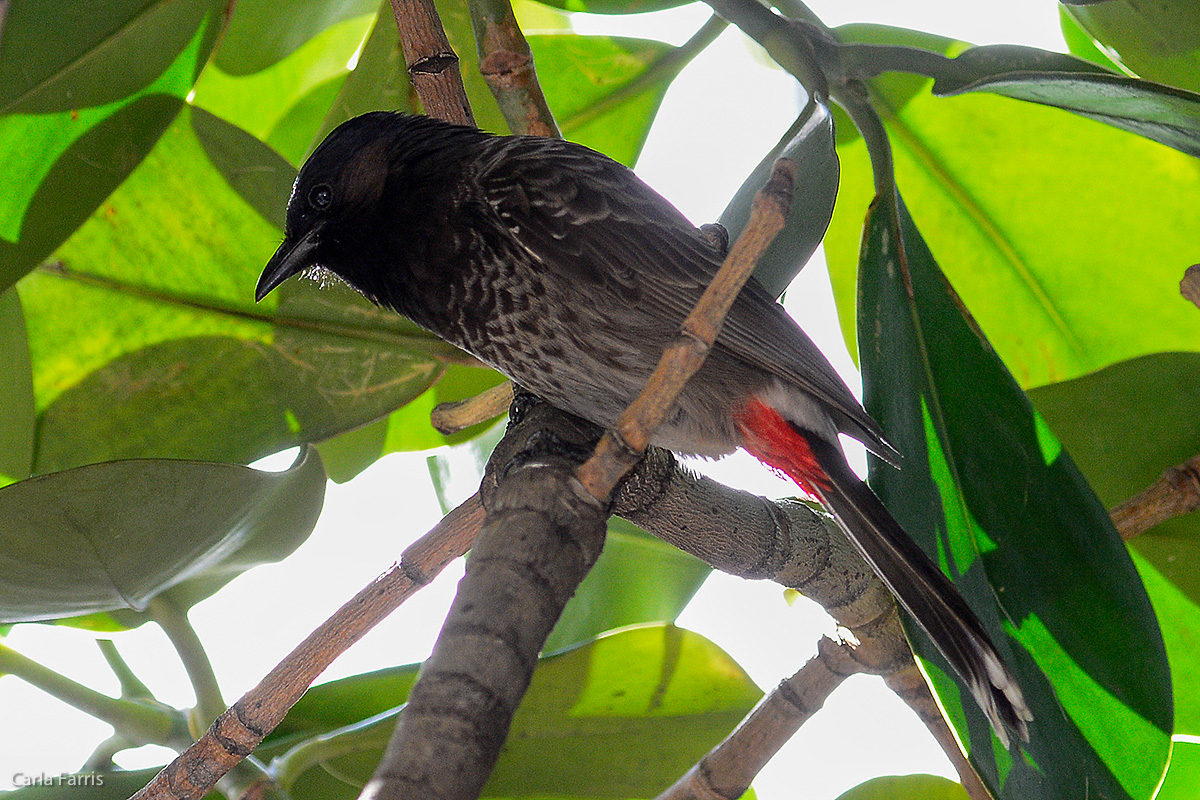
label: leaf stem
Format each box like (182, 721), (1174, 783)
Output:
(146, 595), (226, 733)
(0, 641), (187, 747)
(97, 638), (154, 699)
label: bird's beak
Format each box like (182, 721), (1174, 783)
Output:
(256, 224), (324, 302)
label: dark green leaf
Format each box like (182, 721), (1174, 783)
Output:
(312, 2), (420, 146)
(191, 107), (297, 230)
(190, 12), (373, 161)
(1061, 0), (1200, 94)
(0, 0), (219, 113)
(0, 447), (325, 624)
(0, 288), (34, 483)
(835, 774), (968, 800)
(1030, 352), (1200, 601)
(719, 101), (839, 297)
(214, 0), (378, 76)
(543, 517), (710, 653)
(859, 191), (1171, 799)
(931, 45), (1200, 158)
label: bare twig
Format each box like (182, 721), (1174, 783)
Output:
(430, 380), (514, 434)
(1182, 264), (1200, 309)
(388, 0), (474, 125)
(576, 158), (798, 500)
(657, 638), (859, 800)
(885, 666), (994, 800)
(1111, 453), (1200, 539)
(467, 0), (559, 136)
(129, 494), (484, 800)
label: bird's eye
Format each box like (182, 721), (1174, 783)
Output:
(309, 183), (333, 210)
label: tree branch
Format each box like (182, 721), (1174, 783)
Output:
(388, 0), (474, 126)
(129, 494), (484, 800)
(1111, 453), (1200, 539)
(467, 0), (559, 136)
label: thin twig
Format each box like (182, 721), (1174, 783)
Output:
(576, 158), (798, 500)
(389, 0), (475, 126)
(129, 494), (484, 800)
(1111, 453), (1200, 539)
(656, 637), (857, 800)
(430, 380), (514, 434)
(467, 0), (559, 136)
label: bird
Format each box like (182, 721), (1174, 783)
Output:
(256, 110), (1032, 745)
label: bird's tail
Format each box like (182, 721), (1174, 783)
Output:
(737, 398), (1032, 747)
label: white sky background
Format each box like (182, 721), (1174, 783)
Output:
(0, 2), (1066, 798)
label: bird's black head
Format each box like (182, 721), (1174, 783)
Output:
(255, 111), (410, 303)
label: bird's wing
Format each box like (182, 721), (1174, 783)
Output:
(471, 135), (889, 452)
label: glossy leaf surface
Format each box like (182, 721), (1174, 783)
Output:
(858, 190), (1170, 799)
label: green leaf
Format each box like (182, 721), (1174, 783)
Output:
(1029, 352), (1200, 601)
(824, 25), (1200, 389)
(529, 0), (691, 15)
(214, 0), (378, 76)
(543, 517), (710, 653)
(25, 107), (452, 471)
(1158, 739), (1200, 800)
(835, 774), (968, 800)
(190, 106), (297, 230)
(260, 625), (760, 798)
(312, 2), (420, 146)
(719, 101), (839, 297)
(0, 288), (34, 483)
(1134, 552), (1200, 736)
(859, 191), (1171, 799)
(0, 0), (219, 113)
(191, 11), (374, 159)
(930, 45), (1200, 158)
(0, 447), (325, 624)
(531, 33), (675, 166)
(1061, 0), (1200, 94)
(0, 4), (223, 291)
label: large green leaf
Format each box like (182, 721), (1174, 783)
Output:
(542, 517), (710, 653)
(1030, 353), (1200, 601)
(0, 0), (218, 113)
(24, 106), (454, 472)
(928, 45), (1200, 158)
(0, 2), (224, 291)
(1062, 0), (1200, 94)
(1158, 739), (1200, 800)
(214, 0), (378, 76)
(191, 11), (376, 163)
(1135, 552), (1200, 736)
(258, 625), (760, 798)
(719, 101), (839, 297)
(0, 288), (34, 483)
(531, 33), (675, 166)
(824, 25), (1200, 389)
(0, 447), (325, 624)
(859, 190), (1171, 799)
(835, 774), (968, 800)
